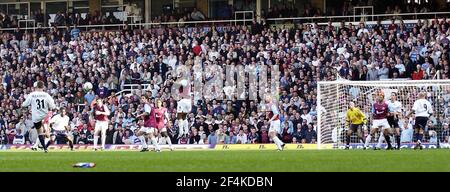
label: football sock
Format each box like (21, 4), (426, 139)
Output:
(93, 135), (99, 149)
(38, 135), (46, 150)
(364, 134), (372, 147)
(346, 135), (351, 146)
(376, 133), (384, 148)
(396, 135), (401, 148)
(165, 136), (172, 147)
(140, 136), (148, 148)
(385, 134), (392, 148)
(151, 137), (160, 151)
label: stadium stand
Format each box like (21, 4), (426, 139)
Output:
(0, 1), (449, 147)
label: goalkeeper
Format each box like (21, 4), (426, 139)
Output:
(345, 101), (367, 149)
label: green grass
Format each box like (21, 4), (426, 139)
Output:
(1, 150), (449, 172)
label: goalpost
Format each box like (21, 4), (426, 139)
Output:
(317, 79), (450, 149)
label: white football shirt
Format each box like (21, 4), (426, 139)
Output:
(22, 91), (56, 123)
(412, 99), (433, 117)
(50, 114), (70, 131)
(388, 100), (402, 113)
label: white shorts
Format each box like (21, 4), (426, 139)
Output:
(372, 119), (391, 130)
(160, 127), (167, 132)
(94, 121), (108, 133)
(140, 127), (156, 134)
(177, 98), (192, 113)
(269, 119), (281, 133)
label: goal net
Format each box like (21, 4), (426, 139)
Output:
(317, 80), (450, 149)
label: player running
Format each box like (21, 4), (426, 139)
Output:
(92, 98), (110, 151)
(46, 107), (73, 151)
(387, 92), (402, 149)
(408, 92), (433, 150)
(364, 94), (393, 150)
(265, 95), (285, 151)
(154, 98), (174, 151)
(22, 81), (56, 153)
(136, 96), (161, 152)
(344, 101), (366, 149)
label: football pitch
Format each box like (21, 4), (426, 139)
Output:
(1, 150), (449, 172)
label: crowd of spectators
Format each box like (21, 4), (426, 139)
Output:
(2, 0), (450, 28)
(50, 10), (122, 26)
(265, 1), (450, 19)
(0, 9), (449, 146)
(0, 10), (122, 29)
(0, 12), (20, 29)
(152, 7), (208, 28)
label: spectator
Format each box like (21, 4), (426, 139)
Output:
(15, 117), (26, 135)
(0, 117), (5, 131)
(281, 125), (292, 143)
(302, 124), (316, 144)
(216, 128), (226, 144)
(122, 129), (133, 144)
(429, 130), (438, 144)
(247, 127), (259, 144)
(339, 61), (350, 78)
(6, 123), (15, 144)
(440, 123), (449, 143)
(388, 62), (400, 79)
(87, 130), (94, 144)
(367, 64), (379, 80)
(12, 129), (24, 144)
(395, 58), (406, 77)
(33, 10), (45, 25)
(113, 126), (125, 144)
(190, 8), (206, 21)
(72, 128), (80, 144)
(197, 125), (206, 144)
(378, 63), (389, 79)
(412, 64), (425, 80)
(259, 126), (269, 143)
(189, 128), (201, 144)
(70, 24), (81, 39)
(73, 13), (83, 26)
(54, 12), (65, 26)
(0, 129), (7, 144)
(236, 129), (247, 144)
(357, 23), (369, 37)
(84, 90), (96, 106)
(106, 124), (115, 144)
(225, 131), (237, 144)
(400, 118), (414, 143)
(292, 127), (302, 142)
(301, 108), (313, 125)
(207, 129), (217, 145)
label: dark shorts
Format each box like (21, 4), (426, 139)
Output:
(349, 124), (363, 132)
(33, 121), (42, 129)
(387, 116), (400, 128)
(54, 130), (69, 137)
(414, 117), (428, 129)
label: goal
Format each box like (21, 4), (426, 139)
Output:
(317, 79), (450, 149)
